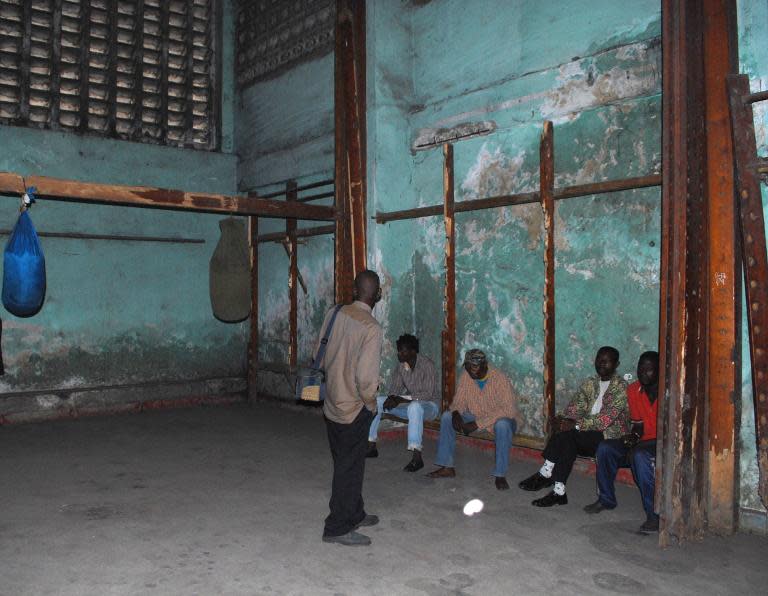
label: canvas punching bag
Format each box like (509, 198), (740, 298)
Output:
(209, 217), (251, 322)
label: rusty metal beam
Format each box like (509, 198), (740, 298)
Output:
(374, 174), (661, 224)
(442, 143), (456, 411)
(540, 122), (556, 435)
(287, 181), (298, 369)
(728, 74), (768, 510)
(0, 173), (336, 220)
(657, 0), (710, 546)
(334, 0), (367, 303)
(704, 0), (740, 535)
(247, 216), (259, 401)
(257, 225), (335, 243)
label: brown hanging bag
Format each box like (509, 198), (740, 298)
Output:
(209, 217), (251, 323)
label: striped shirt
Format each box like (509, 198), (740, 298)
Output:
(450, 367), (520, 433)
(315, 301), (383, 424)
(388, 354), (439, 406)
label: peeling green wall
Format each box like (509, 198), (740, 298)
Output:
(0, 0), (242, 420)
(369, 0), (661, 436)
(737, 0), (768, 530)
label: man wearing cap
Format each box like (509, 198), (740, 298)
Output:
(427, 349), (520, 490)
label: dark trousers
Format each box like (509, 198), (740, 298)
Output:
(542, 429), (604, 484)
(596, 439), (657, 517)
(324, 406), (373, 537)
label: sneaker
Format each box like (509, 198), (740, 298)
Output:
(366, 442), (378, 458)
(355, 514), (379, 528)
(583, 499), (614, 514)
(532, 490), (568, 507)
(518, 472), (555, 492)
(639, 516), (659, 534)
(322, 531), (371, 546)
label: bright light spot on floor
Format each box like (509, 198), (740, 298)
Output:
(463, 499), (484, 516)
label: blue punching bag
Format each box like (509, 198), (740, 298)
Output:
(2, 190), (46, 317)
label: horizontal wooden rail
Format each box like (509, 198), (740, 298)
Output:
(0, 172), (337, 221)
(745, 89), (768, 105)
(375, 174), (662, 224)
(0, 229), (205, 244)
(257, 224), (335, 243)
(258, 178), (335, 199)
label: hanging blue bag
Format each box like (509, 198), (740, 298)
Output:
(2, 188), (46, 317)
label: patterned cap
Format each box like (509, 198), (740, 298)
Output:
(463, 349), (487, 366)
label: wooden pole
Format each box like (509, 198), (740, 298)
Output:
(442, 143), (456, 411)
(540, 121), (556, 434)
(287, 181), (298, 370)
(703, 0), (740, 534)
(247, 216), (259, 402)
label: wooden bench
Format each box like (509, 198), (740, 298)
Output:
(379, 413), (635, 485)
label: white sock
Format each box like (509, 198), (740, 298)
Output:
(539, 460), (555, 478)
(554, 482), (566, 496)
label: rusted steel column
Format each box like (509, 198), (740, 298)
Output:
(704, 0), (740, 535)
(728, 74), (768, 509)
(657, 0), (710, 546)
(540, 121), (556, 435)
(247, 216), (259, 402)
(442, 143), (456, 411)
(287, 181), (298, 369)
(334, 0), (367, 303)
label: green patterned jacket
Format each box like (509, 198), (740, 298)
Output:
(562, 374), (629, 439)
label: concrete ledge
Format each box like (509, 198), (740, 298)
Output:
(740, 507), (768, 535)
(0, 377), (247, 425)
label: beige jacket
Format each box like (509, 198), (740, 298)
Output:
(316, 301), (383, 424)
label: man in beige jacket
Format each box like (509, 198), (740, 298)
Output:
(319, 270), (383, 547)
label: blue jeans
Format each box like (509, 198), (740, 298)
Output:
(367, 396), (440, 451)
(434, 411), (517, 477)
(596, 439), (657, 517)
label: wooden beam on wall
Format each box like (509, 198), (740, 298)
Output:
(729, 74), (768, 510)
(247, 216), (259, 401)
(334, 0), (367, 303)
(0, 173), (336, 221)
(657, 0), (710, 546)
(540, 122), (556, 434)
(286, 181), (298, 370)
(442, 143), (456, 410)
(704, 0), (740, 535)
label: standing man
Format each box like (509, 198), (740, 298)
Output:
(518, 346), (629, 506)
(367, 333), (440, 472)
(427, 349), (520, 490)
(584, 351), (660, 533)
(320, 270), (383, 547)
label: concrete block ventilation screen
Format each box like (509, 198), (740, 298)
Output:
(0, 0), (219, 150)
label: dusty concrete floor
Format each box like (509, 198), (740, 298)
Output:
(1, 402), (767, 596)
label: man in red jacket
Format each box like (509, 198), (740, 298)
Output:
(583, 351), (660, 534)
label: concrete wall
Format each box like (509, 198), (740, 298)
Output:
(737, 0), (768, 533)
(369, 0), (661, 436)
(0, 0), (243, 422)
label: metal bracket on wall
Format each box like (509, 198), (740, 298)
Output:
(727, 74), (768, 509)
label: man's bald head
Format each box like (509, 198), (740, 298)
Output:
(353, 270), (381, 306)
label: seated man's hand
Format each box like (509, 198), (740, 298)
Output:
(621, 432), (640, 448)
(451, 411), (464, 433)
(552, 416), (577, 433)
(383, 395), (401, 411)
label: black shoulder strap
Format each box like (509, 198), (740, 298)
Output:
(311, 305), (343, 369)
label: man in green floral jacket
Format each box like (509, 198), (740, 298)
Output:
(518, 346), (629, 507)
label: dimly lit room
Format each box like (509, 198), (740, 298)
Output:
(1, 0), (768, 594)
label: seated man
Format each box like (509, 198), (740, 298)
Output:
(367, 334), (440, 472)
(519, 346), (628, 506)
(584, 351), (660, 534)
(427, 349), (519, 490)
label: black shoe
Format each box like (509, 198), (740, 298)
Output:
(404, 459), (424, 472)
(583, 499), (614, 514)
(639, 515), (659, 534)
(495, 477), (510, 490)
(366, 442), (378, 458)
(532, 491), (568, 507)
(322, 531), (371, 546)
(518, 472), (555, 492)
(355, 514), (379, 528)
